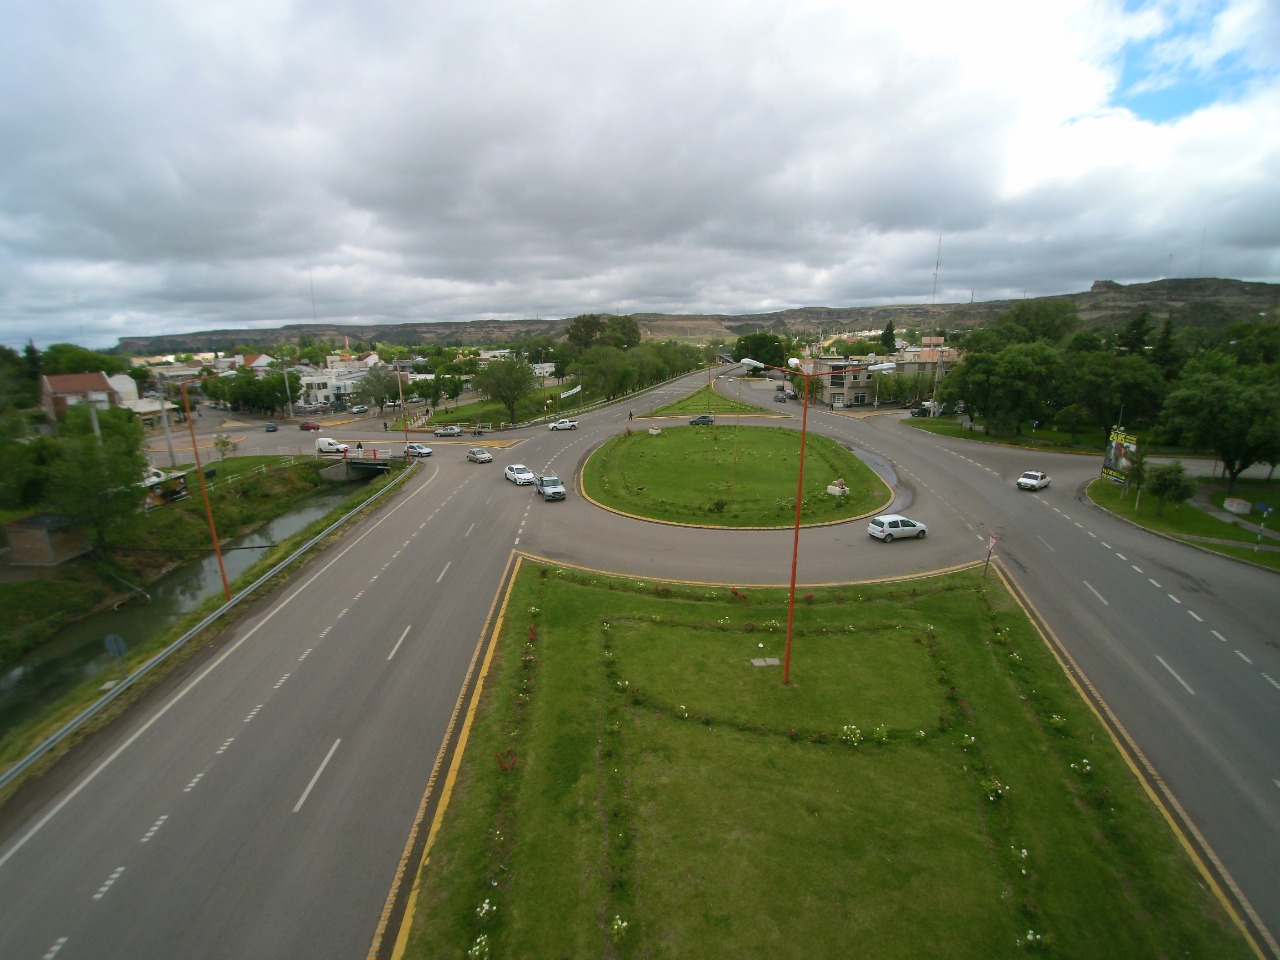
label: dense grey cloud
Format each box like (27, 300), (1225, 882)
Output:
(2, 0), (1278, 350)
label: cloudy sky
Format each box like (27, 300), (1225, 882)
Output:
(3, 0), (1278, 351)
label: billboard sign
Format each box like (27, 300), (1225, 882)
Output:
(1102, 429), (1138, 483)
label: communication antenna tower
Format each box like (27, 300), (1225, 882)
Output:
(931, 235), (942, 304)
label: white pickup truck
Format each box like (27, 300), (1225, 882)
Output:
(548, 419), (579, 431)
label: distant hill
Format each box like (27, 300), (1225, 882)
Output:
(113, 278), (1277, 355)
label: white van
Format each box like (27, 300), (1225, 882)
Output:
(315, 437), (349, 455)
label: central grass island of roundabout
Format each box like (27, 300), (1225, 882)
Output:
(582, 423), (888, 527)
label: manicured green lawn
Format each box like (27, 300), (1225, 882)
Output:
(649, 382), (765, 417)
(583, 425), (888, 526)
(406, 563), (1253, 960)
(1088, 477), (1280, 570)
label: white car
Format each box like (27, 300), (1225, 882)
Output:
(1017, 470), (1051, 491)
(350, 404), (369, 415)
(505, 464), (536, 485)
(867, 514), (927, 542)
(466, 447), (493, 463)
(549, 419), (579, 431)
(434, 425), (463, 437)
(405, 443), (433, 458)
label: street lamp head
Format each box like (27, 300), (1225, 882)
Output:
(787, 358), (802, 370)
(740, 358), (765, 370)
(867, 362), (897, 372)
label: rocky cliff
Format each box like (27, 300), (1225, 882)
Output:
(113, 277), (1277, 354)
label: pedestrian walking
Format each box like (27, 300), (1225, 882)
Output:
(628, 410), (633, 420)
(383, 421), (388, 432)
(355, 441), (363, 454)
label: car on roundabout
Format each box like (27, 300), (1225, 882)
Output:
(1017, 470), (1051, 491)
(466, 447), (493, 463)
(405, 443), (433, 458)
(350, 404), (369, 415)
(534, 473), (566, 501)
(867, 514), (927, 542)
(299, 421), (321, 431)
(772, 394), (787, 403)
(505, 464), (536, 485)
(434, 424), (463, 437)
(689, 414), (715, 426)
(549, 419), (578, 431)
(265, 421), (278, 432)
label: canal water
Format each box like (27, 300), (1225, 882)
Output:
(0, 486), (358, 733)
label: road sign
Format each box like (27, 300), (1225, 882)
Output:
(104, 634), (126, 658)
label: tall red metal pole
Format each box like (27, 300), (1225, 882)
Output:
(182, 381), (232, 601)
(782, 372), (810, 685)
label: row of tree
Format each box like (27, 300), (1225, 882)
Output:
(930, 302), (1280, 492)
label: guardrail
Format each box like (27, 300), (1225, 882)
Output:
(0, 462), (417, 792)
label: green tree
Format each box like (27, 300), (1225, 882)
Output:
(880, 321), (896, 352)
(571, 345), (635, 400)
(602, 315), (641, 350)
(356, 367), (406, 414)
(1115, 307), (1155, 355)
(565, 314), (608, 353)
(732, 333), (787, 371)
(1160, 361), (1280, 493)
(474, 357), (540, 424)
(983, 343), (1063, 434)
(439, 375), (465, 407)
(1146, 462), (1197, 516)
(39, 343), (130, 376)
(0, 345), (40, 410)
(999, 299), (1079, 344)
(44, 407), (149, 545)
(1052, 403), (1090, 444)
(0, 413), (54, 508)
(1149, 319), (1185, 381)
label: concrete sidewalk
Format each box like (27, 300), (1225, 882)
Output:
(1187, 489), (1280, 551)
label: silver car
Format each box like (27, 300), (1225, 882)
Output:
(867, 514), (927, 542)
(534, 474), (566, 501)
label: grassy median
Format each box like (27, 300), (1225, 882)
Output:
(406, 562), (1253, 960)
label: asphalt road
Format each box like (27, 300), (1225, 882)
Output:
(2, 368), (1277, 958)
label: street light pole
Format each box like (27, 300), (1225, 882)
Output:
(180, 379), (231, 601)
(740, 356), (898, 685)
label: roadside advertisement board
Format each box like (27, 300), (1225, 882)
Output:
(1102, 429), (1138, 482)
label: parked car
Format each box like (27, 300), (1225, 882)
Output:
(434, 425), (463, 437)
(689, 414), (715, 426)
(405, 443), (433, 458)
(549, 419), (579, 431)
(299, 421), (321, 431)
(867, 514), (928, 542)
(1017, 470), (1051, 491)
(350, 404), (369, 415)
(773, 394), (787, 403)
(265, 421), (278, 432)
(466, 447), (493, 463)
(534, 474), (566, 501)
(504, 464), (536, 485)
(315, 437), (349, 455)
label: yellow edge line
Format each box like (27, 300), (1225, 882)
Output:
(366, 551), (523, 960)
(992, 562), (1276, 960)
